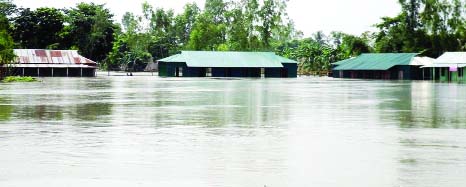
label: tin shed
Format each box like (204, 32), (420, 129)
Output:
(422, 52), (466, 82)
(4, 49), (97, 77)
(157, 51), (298, 78)
(332, 53), (423, 80)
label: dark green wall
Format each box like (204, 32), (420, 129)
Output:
(159, 62), (297, 78)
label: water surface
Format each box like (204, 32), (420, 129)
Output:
(1, 76), (466, 187)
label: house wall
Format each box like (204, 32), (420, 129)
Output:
(159, 62), (297, 78)
(182, 67), (206, 77)
(229, 68), (245, 77)
(439, 67), (449, 81)
(265, 63), (297, 78)
(212, 68), (261, 77)
(264, 68), (281, 78)
(158, 62), (187, 77)
(431, 67), (466, 82)
(283, 63), (298, 78)
(459, 68), (466, 82)
(389, 66), (413, 80)
(212, 68), (228, 77)
(333, 65), (422, 80)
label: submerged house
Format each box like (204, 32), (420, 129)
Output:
(157, 51), (298, 78)
(332, 53), (431, 80)
(422, 52), (466, 82)
(5, 49), (97, 77)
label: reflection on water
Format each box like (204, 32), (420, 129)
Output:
(377, 81), (466, 128)
(1, 77), (466, 187)
(0, 97), (12, 121)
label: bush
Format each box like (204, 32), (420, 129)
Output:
(2, 76), (38, 83)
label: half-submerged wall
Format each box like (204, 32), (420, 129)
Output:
(265, 63), (297, 78)
(159, 62), (297, 78)
(211, 68), (261, 77)
(158, 62), (207, 77)
(5, 67), (96, 77)
(157, 51), (298, 78)
(430, 67), (466, 82)
(332, 65), (423, 80)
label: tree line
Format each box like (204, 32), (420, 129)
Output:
(0, 0), (465, 75)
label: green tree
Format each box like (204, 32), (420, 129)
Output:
(65, 3), (118, 62)
(0, 0), (16, 17)
(243, 0), (261, 49)
(108, 12), (151, 70)
(258, 0), (279, 48)
(12, 7), (65, 49)
(225, 6), (249, 50)
(112, 0), (303, 69)
(276, 36), (340, 74)
(332, 32), (372, 58)
(373, 0), (465, 57)
(186, 0), (227, 50)
(174, 3), (200, 46)
(0, 14), (15, 79)
(258, 0), (290, 49)
(187, 13), (226, 50)
(205, 0), (227, 24)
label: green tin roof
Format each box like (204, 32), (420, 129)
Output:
(158, 54), (183, 62)
(158, 51), (297, 68)
(332, 57), (355, 66)
(333, 53), (419, 70)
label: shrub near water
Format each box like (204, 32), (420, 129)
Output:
(2, 76), (38, 83)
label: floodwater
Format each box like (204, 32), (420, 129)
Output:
(1, 76), (466, 187)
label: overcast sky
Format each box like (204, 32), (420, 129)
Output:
(13, 0), (400, 36)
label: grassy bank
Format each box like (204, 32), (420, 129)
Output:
(2, 76), (38, 83)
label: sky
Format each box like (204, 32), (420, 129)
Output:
(13, 0), (401, 36)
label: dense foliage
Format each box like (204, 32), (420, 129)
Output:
(107, 0), (300, 71)
(0, 0), (464, 74)
(374, 0), (466, 57)
(0, 0), (16, 79)
(0, 14), (15, 65)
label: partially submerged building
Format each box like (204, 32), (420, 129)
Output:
(157, 51), (298, 78)
(332, 53), (431, 80)
(5, 49), (97, 77)
(422, 52), (466, 82)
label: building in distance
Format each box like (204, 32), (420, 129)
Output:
(157, 51), (298, 78)
(4, 49), (97, 77)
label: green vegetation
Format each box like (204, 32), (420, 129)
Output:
(0, 0), (464, 75)
(0, 1), (16, 80)
(2, 76), (37, 83)
(374, 0), (466, 57)
(2, 76), (37, 82)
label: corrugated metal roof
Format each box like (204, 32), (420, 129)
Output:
(158, 51), (297, 68)
(13, 49), (96, 65)
(422, 64), (466, 68)
(410, 57), (435, 66)
(158, 54), (183, 62)
(333, 53), (419, 70)
(4, 64), (96, 68)
(332, 57), (355, 66)
(435, 52), (466, 64)
(421, 52), (466, 68)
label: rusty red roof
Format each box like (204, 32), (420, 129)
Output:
(13, 49), (96, 65)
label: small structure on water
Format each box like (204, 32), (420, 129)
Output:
(157, 51), (298, 78)
(5, 49), (97, 77)
(422, 52), (466, 82)
(332, 53), (433, 80)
